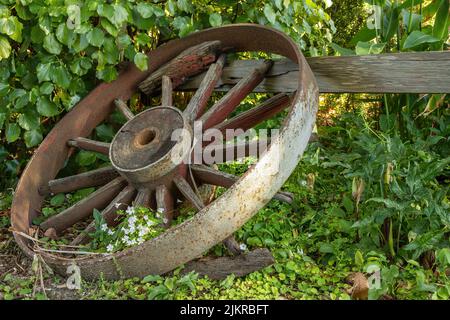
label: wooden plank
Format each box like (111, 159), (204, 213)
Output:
(139, 41), (221, 95)
(181, 248), (275, 280)
(179, 52), (450, 94)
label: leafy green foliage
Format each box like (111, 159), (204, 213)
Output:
(0, 0), (334, 192)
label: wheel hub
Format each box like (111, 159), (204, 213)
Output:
(110, 106), (192, 189)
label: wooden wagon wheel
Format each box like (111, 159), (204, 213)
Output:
(11, 24), (319, 280)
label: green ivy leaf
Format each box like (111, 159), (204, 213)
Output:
(18, 111), (40, 130)
(86, 27), (105, 47)
(50, 193), (65, 206)
(43, 34), (62, 55)
(133, 52), (148, 71)
(36, 97), (59, 117)
(51, 65), (72, 89)
(39, 82), (54, 95)
(56, 23), (76, 47)
(136, 3), (154, 18)
(6, 122), (20, 143)
(0, 82), (9, 96)
(96, 66), (117, 82)
(0, 35), (11, 60)
(37, 62), (53, 83)
(0, 16), (23, 42)
(24, 129), (43, 147)
(403, 31), (439, 49)
(264, 4), (277, 24)
(72, 33), (89, 52)
(209, 13), (222, 27)
(76, 150), (97, 166)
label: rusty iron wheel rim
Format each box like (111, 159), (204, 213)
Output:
(11, 24), (319, 280)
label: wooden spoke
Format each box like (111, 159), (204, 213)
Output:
(39, 166), (119, 196)
(161, 75), (173, 107)
(173, 174), (243, 255)
(114, 98), (134, 121)
(191, 164), (293, 204)
(40, 177), (127, 234)
(70, 185), (136, 246)
(214, 93), (291, 140)
(198, 138), (271, 164)
(198, 60), (274, 130)
(139, 41), (222, 95)
(223, 236), (242, 255)
(134, 188), (152, 208)
(173, 175), (204, 211)
(183, 54), (227, 123)
(155, 185), (174, 228)
(67, 137), (110, 155)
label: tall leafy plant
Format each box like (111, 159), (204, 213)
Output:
(0, 0), (335, 190)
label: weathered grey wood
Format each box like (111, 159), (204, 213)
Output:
(67, 137), (110, 155)
(183, 54), (227, 123)
(161, 76), (173, 107)
(38, 166), (119, 196)
(134, 188), (152, 208)
(40, 177), (127, 234)
(182, 248), (275, 280)
(191, 164), (293, 204)
(139, 41), (222, 95)
(180, 52), (450, 94)
(155, 185), (174, 228)
(114, 99), (134, 121)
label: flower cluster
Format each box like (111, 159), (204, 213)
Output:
(90, 206), (165, 253)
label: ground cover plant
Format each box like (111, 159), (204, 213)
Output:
(0, 0), (449, 300)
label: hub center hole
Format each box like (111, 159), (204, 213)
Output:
(135, 128), (157, 147)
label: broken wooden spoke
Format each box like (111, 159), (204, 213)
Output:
(173, 175), (204, 211)
(38, 166), (119, 196)
(134, 188), (152, 208)
(67, 137), (110, 155)
(183, 54), (227, 123)
(114, 98), (134, 121)
(70, 185), (136, 246)
(155, 185), (174, 228)
(161, 76), (173, 107)
(182, 248), (275, 280)
(198, 60), (274, 130)
(214, 93), (291, 139)
(201, 138), (271, 164)
(139, 41), (222, 95)
(40, 177), (127, 234)
(191, 164), (293, 204)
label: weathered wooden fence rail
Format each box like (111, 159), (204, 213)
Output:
(180, 51), (450, 94)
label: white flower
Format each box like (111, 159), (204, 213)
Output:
(147, 220), (156, 227)
(107, 229), (114, 236)
(298, 248), (304, 255)
(106, 244), (114, 252)
(163, 218), (168, 225)
(128, 216), (137, 225)
(239, 244), (247, 251)
(100, 224), (108, 232)
(123, 235), (129, 243)
(126, 206), (135, 215)
(114, 203), (122, 209)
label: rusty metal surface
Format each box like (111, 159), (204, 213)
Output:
(11, 24), (318, 280)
